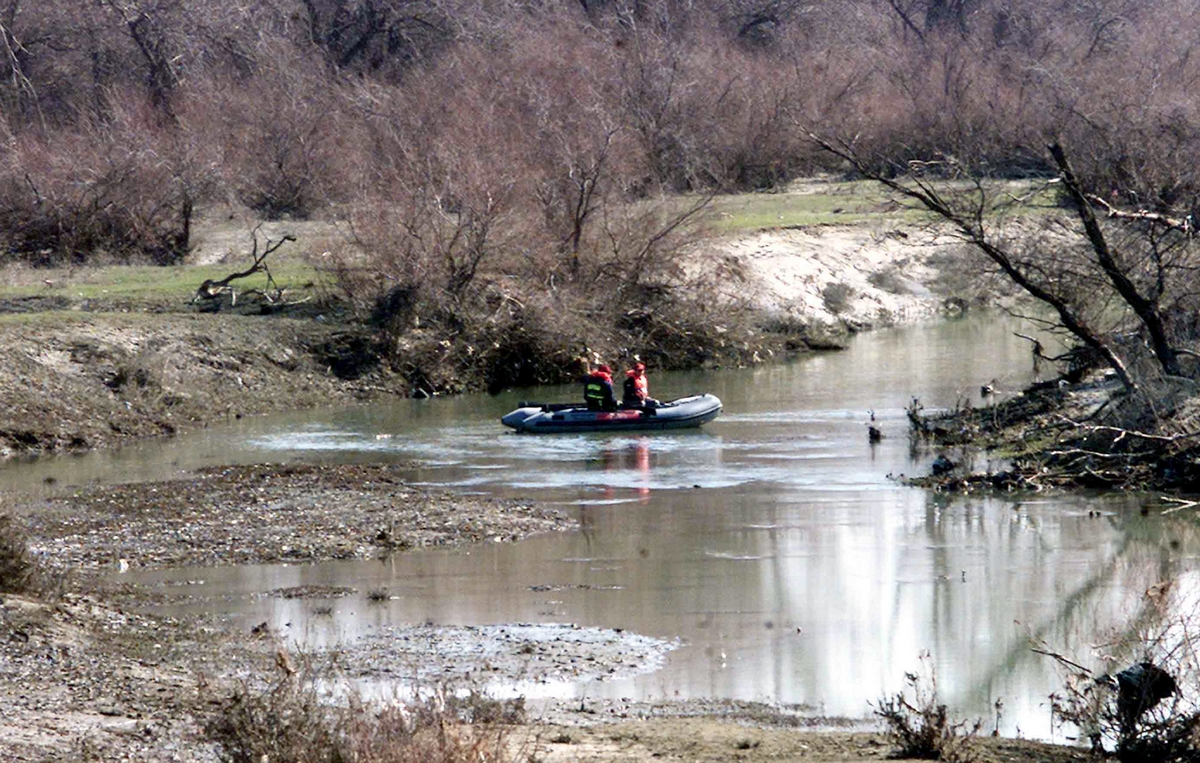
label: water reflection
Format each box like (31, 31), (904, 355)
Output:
(589, 439), (653, 504)
(1, 315), (1190, 740)
(124, 487), (1170, 741)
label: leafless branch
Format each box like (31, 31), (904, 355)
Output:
(1032, 646), (1095, 678)
(1085, 193), (1193, 235)
(192, 229), (296, 306)
(1054, 415), (1200, 444)
(1160, 496), (1200, 515)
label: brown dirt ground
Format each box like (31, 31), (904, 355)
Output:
(0, 312), (405, 460)
(525, 719), (1090, 763)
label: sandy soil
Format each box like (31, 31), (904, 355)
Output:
(713, 223), (965, 329)
(527, 718), (1089, 763)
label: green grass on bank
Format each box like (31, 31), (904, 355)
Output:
(0, 261), (330, 306)
(707, 177), (1058, 232)
(709, 180), (902, 230)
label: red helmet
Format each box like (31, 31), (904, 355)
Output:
(634, 362), (646, 371)
(597, 364), (612, 374)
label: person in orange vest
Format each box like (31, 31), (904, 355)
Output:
(622, 361), (657, 407)
(584, 364), (618, 411)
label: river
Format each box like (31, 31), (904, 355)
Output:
(5, 315), (1188, 740)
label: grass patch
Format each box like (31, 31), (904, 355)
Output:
(706, 178), (1057, 232)
(708, 181), (902, 230)
(0, 262), (329, 307)
(0, 309), (98, 326)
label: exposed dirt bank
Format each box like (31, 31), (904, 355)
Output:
(10, 463), (571, 571)
(0, 312), (401, 460)
(718, 223), (961, 329)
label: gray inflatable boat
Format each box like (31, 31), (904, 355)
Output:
(501, 393), (722, 433)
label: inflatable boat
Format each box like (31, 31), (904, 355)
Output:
(501, 393), (722, 434)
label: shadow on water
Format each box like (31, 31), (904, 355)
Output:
(3, 314), (1194, 739)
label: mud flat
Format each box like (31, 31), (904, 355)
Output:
(0, 589), (1089, 763)
(13, 463), (571, 571)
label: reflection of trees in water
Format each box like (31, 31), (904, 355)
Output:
(955, 500), (1196, 713)
(558, 475), (1199, 729)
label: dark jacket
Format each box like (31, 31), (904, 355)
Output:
(584, 370), (617, 411)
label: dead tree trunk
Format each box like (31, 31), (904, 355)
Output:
(1049, 142), (1182, 378)
(192, 232), (295, 308)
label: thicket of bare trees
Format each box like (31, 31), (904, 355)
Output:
(3, 0), (1199, 389)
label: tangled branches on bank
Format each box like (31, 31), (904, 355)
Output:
(906, 377), (1200, 493)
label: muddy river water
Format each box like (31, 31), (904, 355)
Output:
(8, 316), (1193, 739)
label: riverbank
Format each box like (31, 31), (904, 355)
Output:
(0, 310), (399, 460)
(904, 372), (1200, 493)
(0, 573), (1095, 763)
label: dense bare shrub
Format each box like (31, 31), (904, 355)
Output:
(206, 657), (513, 763)
(1044, 577), (1200, 762)
(0, 100), (209, 265)
(875, 653), (981, 762)
(299, 0), (453, 77)
(7, 0), (1200, 393)
(199, 50), (358, 220)
(0, 513), (60, 597)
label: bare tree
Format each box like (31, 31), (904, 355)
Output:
(299, 0), (451, 76)
(98, 0), (183, 121)
(1049, 143), (1183, 378)
(808, 132), (1141, 391)
(0, 0), (43, 126)
(878, 0), (982, 39)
